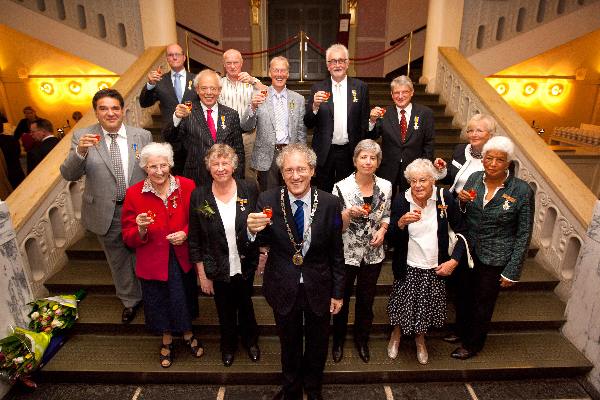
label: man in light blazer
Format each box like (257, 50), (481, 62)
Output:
(60, 89), (152, 323)
(240, 56), (306, 191)
(304, 44), (370, 193)
(163, 69), (245, 186)
(368, 75), (435, 196)
(139, 43), (196, 175)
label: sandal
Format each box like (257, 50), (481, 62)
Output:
(185, 335), (204, 358)
(160, 343), (173, 368)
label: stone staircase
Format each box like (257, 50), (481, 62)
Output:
(39, 232), (591, 384)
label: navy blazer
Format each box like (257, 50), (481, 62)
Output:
(387, 187), (466, 281)
(303, 77), (370, 166)
(139, 71), (197, 124)
(188, 179), (259, 282)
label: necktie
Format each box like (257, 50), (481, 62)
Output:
(274, 94), (287, 143)
(293, 199), (304, 239)
(206, 109), (217, 142)
(108, 133), (126, 202)
(400, 109), (407, 142)
(173, 73), (182, 103)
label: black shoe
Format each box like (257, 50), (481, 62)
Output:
(247, 344), (260, 362)
(121, 305), (138, 323)
(332, 343), (343, 363)
(451, 346), (476, 360)
(356, 342), (370, 363)
(307, 393), (324, 400)
(443, 333), (461, 343)
(222, 352), (234, 367)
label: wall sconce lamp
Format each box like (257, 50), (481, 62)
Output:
(523, 83), (537, 96)
(495, 83), (508, 95)
(40, 82), (54, 95)
(97, 81), (110, 90)
(68, 81), (82, 94)
(549, 83), (563, 96)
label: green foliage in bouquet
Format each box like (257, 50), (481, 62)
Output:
(0, 328), (50, 383)
(27, 289), (86, 335)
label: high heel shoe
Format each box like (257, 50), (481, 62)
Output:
(416, 343), (429, 365)
(387, 338), (400, 360)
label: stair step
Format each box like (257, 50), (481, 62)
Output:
(38, 331), (591, 384)
(45, 257), (558, 296)
(69, 288), (564, 336)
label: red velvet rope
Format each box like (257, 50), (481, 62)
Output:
(306, 35), (406, 62)
(191, 34), (299, 56)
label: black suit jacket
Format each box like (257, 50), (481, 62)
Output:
(139, 70), (197, 123)
(0, 134), (24, 188)
(163, 103), (245, 186)
(256, 187), (345, 317)
(188, 179), (259, 282)
(303, 77), (370, 166)
(369, 103), (435, 184)
(27, 136), (59, 173)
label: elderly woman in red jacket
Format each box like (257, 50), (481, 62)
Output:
(121, 142), (202, 368)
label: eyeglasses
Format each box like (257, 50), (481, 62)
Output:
(466, 128), (488, 134)
(166, 52), (184, 58)
(327, 59), (348, 66)
(282, 167), (311, 176)
(408, 178), (431, 185)
(199, 86), (219, 93)
(147, 163), (170, 172)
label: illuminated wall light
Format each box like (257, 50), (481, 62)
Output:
(495, 82), (509, 95)
(68, 81), (82, 94)
(97, 81), (110, 90)
(523, 82), (537, 96)
(549, 83), (564, 96)
(40, 82), (54, 95)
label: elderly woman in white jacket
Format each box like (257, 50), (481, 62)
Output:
(331, 139), (392, 364)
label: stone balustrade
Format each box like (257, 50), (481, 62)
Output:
(551, 127), (600, 147)
(435, 47), (597, 300)
(9, 0), (145, 55)
(459, 0), (600, 56)
(5, 47), (164, 298)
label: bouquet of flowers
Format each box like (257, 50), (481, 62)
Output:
(0, 327), (50, 385)
(27, 290), (86, 335)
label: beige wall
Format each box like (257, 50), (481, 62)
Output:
(487, 29), (600, 137)
(0, 24), (117, 132)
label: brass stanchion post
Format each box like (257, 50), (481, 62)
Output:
(407, 31), (413, 78)
(299, 31), (305, 83)
(185, 31), (190, 72)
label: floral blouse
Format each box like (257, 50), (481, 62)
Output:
(333, 173), (392, 266)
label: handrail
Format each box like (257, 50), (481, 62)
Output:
(176, 22), (220, 46)
(438, 47), (595, 227)
(390, 25), (426, 46)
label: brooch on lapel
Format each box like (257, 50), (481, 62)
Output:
(502, 193), (516, 210)
(352, 89), (358, 103)
(197, 200), (215, 218)
(171, 194), (178, 209)
(237, 197), (248, 212)
(133, 143), (140, 160)
(437, 204), (448, 218)
(188, 80), (192, 90)
(289, 100), (295, 110)
(220, 115), (226, 129)
(413, 116), (420, 130)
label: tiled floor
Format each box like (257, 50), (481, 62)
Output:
(4, 379), (595, 400)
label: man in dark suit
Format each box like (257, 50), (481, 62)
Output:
(304, 44), (370, 193)
(13, 106), (37, 142)
(60, 89), (152, 323)
(247, 144), (345, 400)
(27, 118), (59, 173)
(163, 69), (244, 186)
(368, 75), (435, 196)
(139, 43), (196, 174)
(0, 124), (24, 190)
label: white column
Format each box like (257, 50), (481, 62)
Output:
(420, 0), (464, 92)
(139, 0), (177, 48)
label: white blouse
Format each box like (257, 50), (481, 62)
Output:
(406, 188), (439, 270)
(215, 191), (242, 276)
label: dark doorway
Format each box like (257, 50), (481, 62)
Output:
(268, 0), (339, 80)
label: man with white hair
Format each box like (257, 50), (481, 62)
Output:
(304, 44), (370, 193)
(368, 75), (435, 196)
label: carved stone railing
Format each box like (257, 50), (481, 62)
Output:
(459, 0), (600, 56)
(9, 0), (145, 55)
(434, 47), (597, 300)
(5, 46), (164, 297)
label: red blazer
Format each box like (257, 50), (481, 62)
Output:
(121, 176), (195, 281)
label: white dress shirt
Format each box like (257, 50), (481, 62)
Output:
(405, 187), (439, 269)
(102, 124), (130, 188)
(331, 77), (348, 145)
(219, 76), (255, 116)
(173, 103), (219, 128)
(215, 191), (243, 276)
(146, 69), (186, 93)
